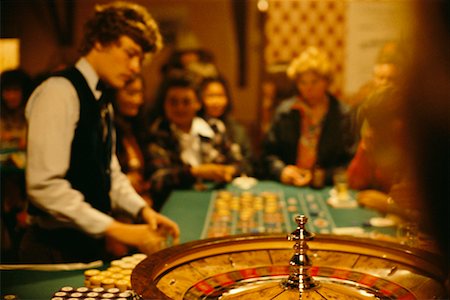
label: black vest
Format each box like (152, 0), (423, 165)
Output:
(30, 67), (112, 215)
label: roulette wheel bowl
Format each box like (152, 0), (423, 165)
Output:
(132, 233), (448, 299)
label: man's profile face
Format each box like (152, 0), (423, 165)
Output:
(96, 36), (144, 89)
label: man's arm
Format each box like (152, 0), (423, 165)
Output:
(26, 77), (114, 236)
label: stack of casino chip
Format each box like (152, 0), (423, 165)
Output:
(84, 253), (147, 292)
(51, 286), (139, 300)
(51, 253), (147, 300)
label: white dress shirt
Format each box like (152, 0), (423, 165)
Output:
(172, 117), (214, 167)
(25, 58), (146, 237)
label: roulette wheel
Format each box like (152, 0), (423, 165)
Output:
(132, 216), (447, 299)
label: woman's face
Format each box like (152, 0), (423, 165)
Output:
(2, 87), (23, 110)
(201, 82), (228, 118)
(164, 87), (201, 131)
(296, 71), (329, 105)
(117, 78), (144, 117)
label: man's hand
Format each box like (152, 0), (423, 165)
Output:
(140, 206), (180, 245)
(105, 221), (176, 256)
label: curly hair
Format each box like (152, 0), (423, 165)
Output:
(286, 46), (332, 82)
(79, 2), (162, 55)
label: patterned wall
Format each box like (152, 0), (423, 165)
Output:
(264, 0), (346, 96)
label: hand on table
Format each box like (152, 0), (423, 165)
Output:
(140, 206), (180, 245)
(280, 165), (312, 186)
(357, 190), (390, 213)
(191, 164), (237, 182)
(106, 207), (180, 255)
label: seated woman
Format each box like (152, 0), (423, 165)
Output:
(198, 76), (254, 175)
(143, 74), (244, 210)
(113, 75), (152, 206)
(261, 47), (354, 186)
(108, 75), (153, 257)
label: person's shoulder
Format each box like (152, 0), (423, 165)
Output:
(32, 76), (75, 96)
(207, 117), (227, 133)
(328, 93), (351, 114)
(223, 116), (246, 135)
(149, 117), (166, 133)
(27, 76), (76, 107)
(275, 96), (297, 115)
(148, 117), (173, 140)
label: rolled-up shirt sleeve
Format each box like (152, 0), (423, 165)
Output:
(26, 77), (114, 236)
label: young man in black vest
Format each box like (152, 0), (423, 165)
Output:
(21, 2), (179, 263)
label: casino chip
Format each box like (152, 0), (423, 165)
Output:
(51, 253), (148, 300)
(51, 287), (138, 300)
(313, 218), (329, 228)
(231, 176), (258, 189)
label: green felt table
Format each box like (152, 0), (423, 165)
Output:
(1, 180), (394, 299)
(1, 268), (87, 299)
(161, 180), (395, 244)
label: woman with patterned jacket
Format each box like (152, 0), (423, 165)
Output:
(144, 74), (244, 210)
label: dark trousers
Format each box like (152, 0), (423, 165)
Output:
(19, 225), (108, 264)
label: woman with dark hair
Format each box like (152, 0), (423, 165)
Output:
(0, 69), (32, 150)
(113, 75), (152, 205)
(198, 76), (253, 175)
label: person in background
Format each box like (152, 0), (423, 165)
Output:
(198, 76), (253, 175)
(347, 42), (400, 144)
(346, 41), (399, 108)
(144, 48), (218, 130)
(261, 47), (354, 186)
(113, 75), (151, 206)
(0, 69), (32, 262)
(351, 87), (420, 222)
(347, 43), (402, 190)
(160, 48), (216, 81)
(0, 69), (32, 150)
(108, 75), (153, 257)
(20, 2), (179, 263)
(347, 87), (400, 192)
(144, 74), (244, 210)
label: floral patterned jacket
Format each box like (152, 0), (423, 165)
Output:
(144, 116), (244, 209)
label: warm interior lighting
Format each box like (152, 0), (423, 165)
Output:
(257, 0), (269, 12)
(0, 38), (20, 73)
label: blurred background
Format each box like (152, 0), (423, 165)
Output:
(0, 0), (412, 150)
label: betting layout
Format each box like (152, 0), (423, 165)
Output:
(201, 188), (397, 240)
(201, 189), (344, 239)
(201, 190), (292, 238)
